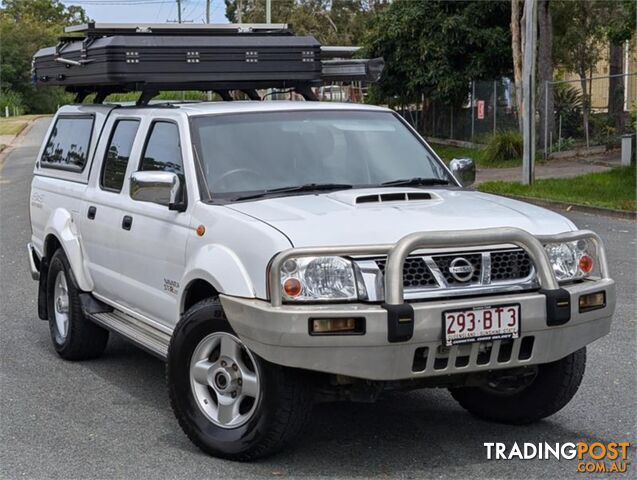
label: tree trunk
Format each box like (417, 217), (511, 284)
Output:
(608, 43), (625, 132)
(511, 0), (524, 132)
(512, 0), (524, 132)
(237, 0), (243, 23)
(537, 0), (554, 155)
(578, 69), (590, 149)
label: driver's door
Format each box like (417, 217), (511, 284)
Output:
(116, 120), (192, 328)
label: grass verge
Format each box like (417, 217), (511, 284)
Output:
(0, 115), (42, 136)
(478, 165), (636, 212)
(430, 143), (523, 168)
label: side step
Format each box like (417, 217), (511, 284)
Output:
(88, 310), (171, 360)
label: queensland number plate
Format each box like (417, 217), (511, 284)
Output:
(443, 304), (520, 346)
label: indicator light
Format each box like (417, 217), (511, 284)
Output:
(579, 254), (594, 274)
(283, 278), (302, 297)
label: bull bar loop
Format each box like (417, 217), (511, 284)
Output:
(268, 227), (609, 307)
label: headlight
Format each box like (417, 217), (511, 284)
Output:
(279, 256), (365, 302)
(544, 240), (595, 282)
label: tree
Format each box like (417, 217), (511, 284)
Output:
(224, 0), (383, 45)
(553, 0), (608, 148)
(605, 0), (636, 132)
(364, 1), (512, 107)
(0, 0), (89, 113)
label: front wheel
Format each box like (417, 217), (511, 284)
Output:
(449, 348), (586, 424)
(167, 298), (313, 461)
(46, 248), (109, 360)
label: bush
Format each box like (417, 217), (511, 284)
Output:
(483, 130), (523, 163)
(0, 89), (25, 116)
(554, 83), (584, 138)
(550, 137), (576, 153)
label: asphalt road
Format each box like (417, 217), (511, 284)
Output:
(1, 118), (635, 479)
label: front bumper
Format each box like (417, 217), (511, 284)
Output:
(221, 278), (615, 380)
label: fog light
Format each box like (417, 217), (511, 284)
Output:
(310, 318), (364, 335)
(579, 291), (606, 312)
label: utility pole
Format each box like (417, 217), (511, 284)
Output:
(206, 0), (212, 101)
(266, 0), (271, 23)
(237, 0), (243, 23)
(176, 0), (182, 24)
(522, 0), (537, 185)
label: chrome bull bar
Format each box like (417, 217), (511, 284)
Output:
(268, 227), (609, 308)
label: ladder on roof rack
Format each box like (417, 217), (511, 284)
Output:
(65, 22), (293, 37)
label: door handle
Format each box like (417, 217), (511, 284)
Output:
(122, 215), (133, 231)
(87, 206), (96, 220)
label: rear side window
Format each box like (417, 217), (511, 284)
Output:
(140, 122), (184, 176)
(101, 120), (140, 192)
(41, 116), (94, 171)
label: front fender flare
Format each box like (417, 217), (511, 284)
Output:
(179, 244), (256, 311)
(44, 208), (93, 292)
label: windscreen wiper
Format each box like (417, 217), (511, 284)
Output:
(380, 177), (450, 187)
(234, 183), (353, 201)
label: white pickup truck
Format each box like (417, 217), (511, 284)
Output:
(28, 101), (615, 460)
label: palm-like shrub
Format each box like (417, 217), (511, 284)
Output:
(483, 130), (523, 163)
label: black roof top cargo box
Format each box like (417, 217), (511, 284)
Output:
(32, 23), (383, 103)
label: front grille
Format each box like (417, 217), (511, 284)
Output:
(371, 248), (534, 291)
(432, 253), (482, 285)
(376, 257), (436, 289)
(491, 250), (533, 281)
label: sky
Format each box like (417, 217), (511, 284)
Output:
(61, 0), (229, 25)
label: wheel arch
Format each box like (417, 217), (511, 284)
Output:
(181, 278), (219, 314)
(179, 243), (257, 315)
(43, 208), (93, 292)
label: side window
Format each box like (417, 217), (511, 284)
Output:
(101, 120), (140, 192)
(41, 116), (94, 171)
(140, 122), (184, 177)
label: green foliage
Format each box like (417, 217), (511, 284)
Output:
(482, 130), (523, 164)
(590, 114), (620, 150)
(0, 0), (88, 113)
(553, 83), (583, 138)
(479, 166), (637, 212)
(604, 0), (636, 45)
(550, 137), (576, 153)
(552, 1), (608, 78)
(101, 91), (212, 103)
(0, 89), (24, 114)
(224, 0), (382, 45)
(363, 0), (512, 106)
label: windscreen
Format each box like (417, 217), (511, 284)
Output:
(191, 110), (451, 198)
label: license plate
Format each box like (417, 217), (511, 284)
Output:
(443, 304), (520, 346)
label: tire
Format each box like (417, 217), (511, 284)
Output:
(167, 297), (313, 461)
(46, 248), (109, 360)
(449, 348), (586, 425)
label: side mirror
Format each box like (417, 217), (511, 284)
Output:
(130, 171), (186, 212)
(449, 157), (476, 188)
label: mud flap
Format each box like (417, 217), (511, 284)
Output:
(37, 257), (49, 320)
